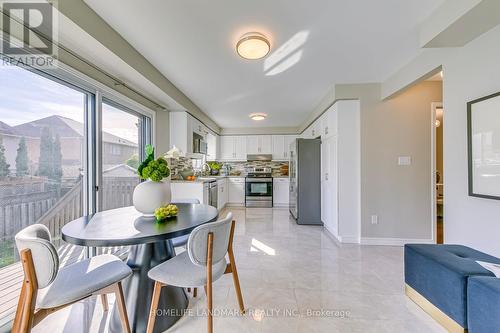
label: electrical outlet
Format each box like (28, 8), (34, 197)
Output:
(371, 215), (378, 225)
(398, 156), (411, 166)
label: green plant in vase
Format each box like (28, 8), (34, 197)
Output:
(138, 145), (170, 181)
(133, 145), (173, 216)
(208, 161), (221, 175)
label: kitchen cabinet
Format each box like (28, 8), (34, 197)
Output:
(206, 132), (219, 161)
(273, 177), (289, 206)
(169, 112), (192, 155)
(220, 136), (247, 160)
(272, 135), (296, 160)
(247, 135), (272, 154)
(171, 182), (208, 206)
(227, 178), (245, 206)
(321, 104), (338, 139)
(169, 111), (216, 157)
(321, 135), (338, 238)
(217, 178), (228, 210)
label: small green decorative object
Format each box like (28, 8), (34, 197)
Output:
(154, 204), (179, 222)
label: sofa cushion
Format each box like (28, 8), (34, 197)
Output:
(404, 244), (500, 327)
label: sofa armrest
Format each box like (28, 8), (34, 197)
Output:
(467, 276), (500, 333)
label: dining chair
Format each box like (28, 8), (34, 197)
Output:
(13, 224), (133, 333)
(146, 212), (245, 333)
(171, 198), (201, 248)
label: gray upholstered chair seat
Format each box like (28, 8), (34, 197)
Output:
(170, 199), (200, 249)
(37, 254), (132, 309)
(171, 234), (189, 248)
(148, 251), (226, 287)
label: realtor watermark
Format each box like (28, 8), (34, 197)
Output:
(153, 307), (351, 319)
(0, 0), (58, 68)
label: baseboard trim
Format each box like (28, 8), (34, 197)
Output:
(360, 237), (434, 246)
(323, 228), (342, 244)
(405, 284), (467, 333)
(339, 236), (360, 244)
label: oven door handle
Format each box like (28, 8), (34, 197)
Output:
(246, 178), (273, 183)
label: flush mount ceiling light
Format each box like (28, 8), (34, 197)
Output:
(236, 32), (270, 60)
(249, 113), (267, 121)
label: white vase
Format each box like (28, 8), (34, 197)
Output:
(132, 178), (171, 216)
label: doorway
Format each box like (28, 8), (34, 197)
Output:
(432, 102), (444, 244)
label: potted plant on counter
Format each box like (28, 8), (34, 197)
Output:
(132, 145), (171, 216)
(208, 161), (221, 175)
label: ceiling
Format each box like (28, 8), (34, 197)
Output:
(84, 0), (444, 129)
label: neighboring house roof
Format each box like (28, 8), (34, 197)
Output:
(0, 121), (17, 135)
(103, 164), (138, 177)
(12, 115), (137, 147)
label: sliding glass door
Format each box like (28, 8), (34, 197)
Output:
(100, 100), (149, 211)
(0, 65), (153, 267)
(0, 65), (91, 266)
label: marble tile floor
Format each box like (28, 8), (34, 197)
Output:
(32, 207), (447, 333)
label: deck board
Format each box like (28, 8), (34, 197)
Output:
(0, 244), (129, 329)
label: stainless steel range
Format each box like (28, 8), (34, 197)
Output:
(245, 167), (273, 208)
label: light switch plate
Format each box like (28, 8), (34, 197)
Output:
(398, 156), (411, 166)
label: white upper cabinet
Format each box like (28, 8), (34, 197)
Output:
(310, 120), (321, 138)
(246, 136), (259, 154)
(246, 135), (272, 154)
(303, 119), (321, 139)
(260, 135), (272, 154)
(272, 135), (296, 160)
(234, 136), (247, 160)
(220, 136), (247, 160)
(321, 104), (338, 138)
(220, 136), (235, 160)
(169, 112), (191, 154)
(272, 135), (285, 160)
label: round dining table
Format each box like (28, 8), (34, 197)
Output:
(61, 203), (219, 333)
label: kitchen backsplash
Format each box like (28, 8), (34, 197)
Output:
(220, 161), (289, 177)
(168, 157), (288, 177)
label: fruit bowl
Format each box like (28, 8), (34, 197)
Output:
(154, 204), (179, 222)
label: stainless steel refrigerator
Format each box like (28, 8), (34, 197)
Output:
(289, 138), (322, 225)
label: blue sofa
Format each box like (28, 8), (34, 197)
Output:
(404, 244), (500, 331)
(468, 276), (500, 333)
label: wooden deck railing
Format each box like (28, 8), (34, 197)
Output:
(36, 180), (83, 245)
(0, 177), (139, 329)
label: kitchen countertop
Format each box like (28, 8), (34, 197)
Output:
(171, 175), (288, 183)
(171, 175), (244, 183)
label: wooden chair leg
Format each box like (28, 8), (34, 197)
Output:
(206, 232), (214, 333)
(13, 249), (38, 333)
(101, 294), (109, 312)
(147, 281), (163, 333)
(227, 220), (245, 313)
(12, 279), (27, 332)
(114, 282), (131, 333)
(228, 251), (245, 313)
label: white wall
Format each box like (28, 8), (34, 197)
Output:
(381, 24), (500, 256)
(155, 110), (170, 155)
(443, 25), (500, 256)
(337, 100), (361, 242)
(335, 82), (442, 244)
